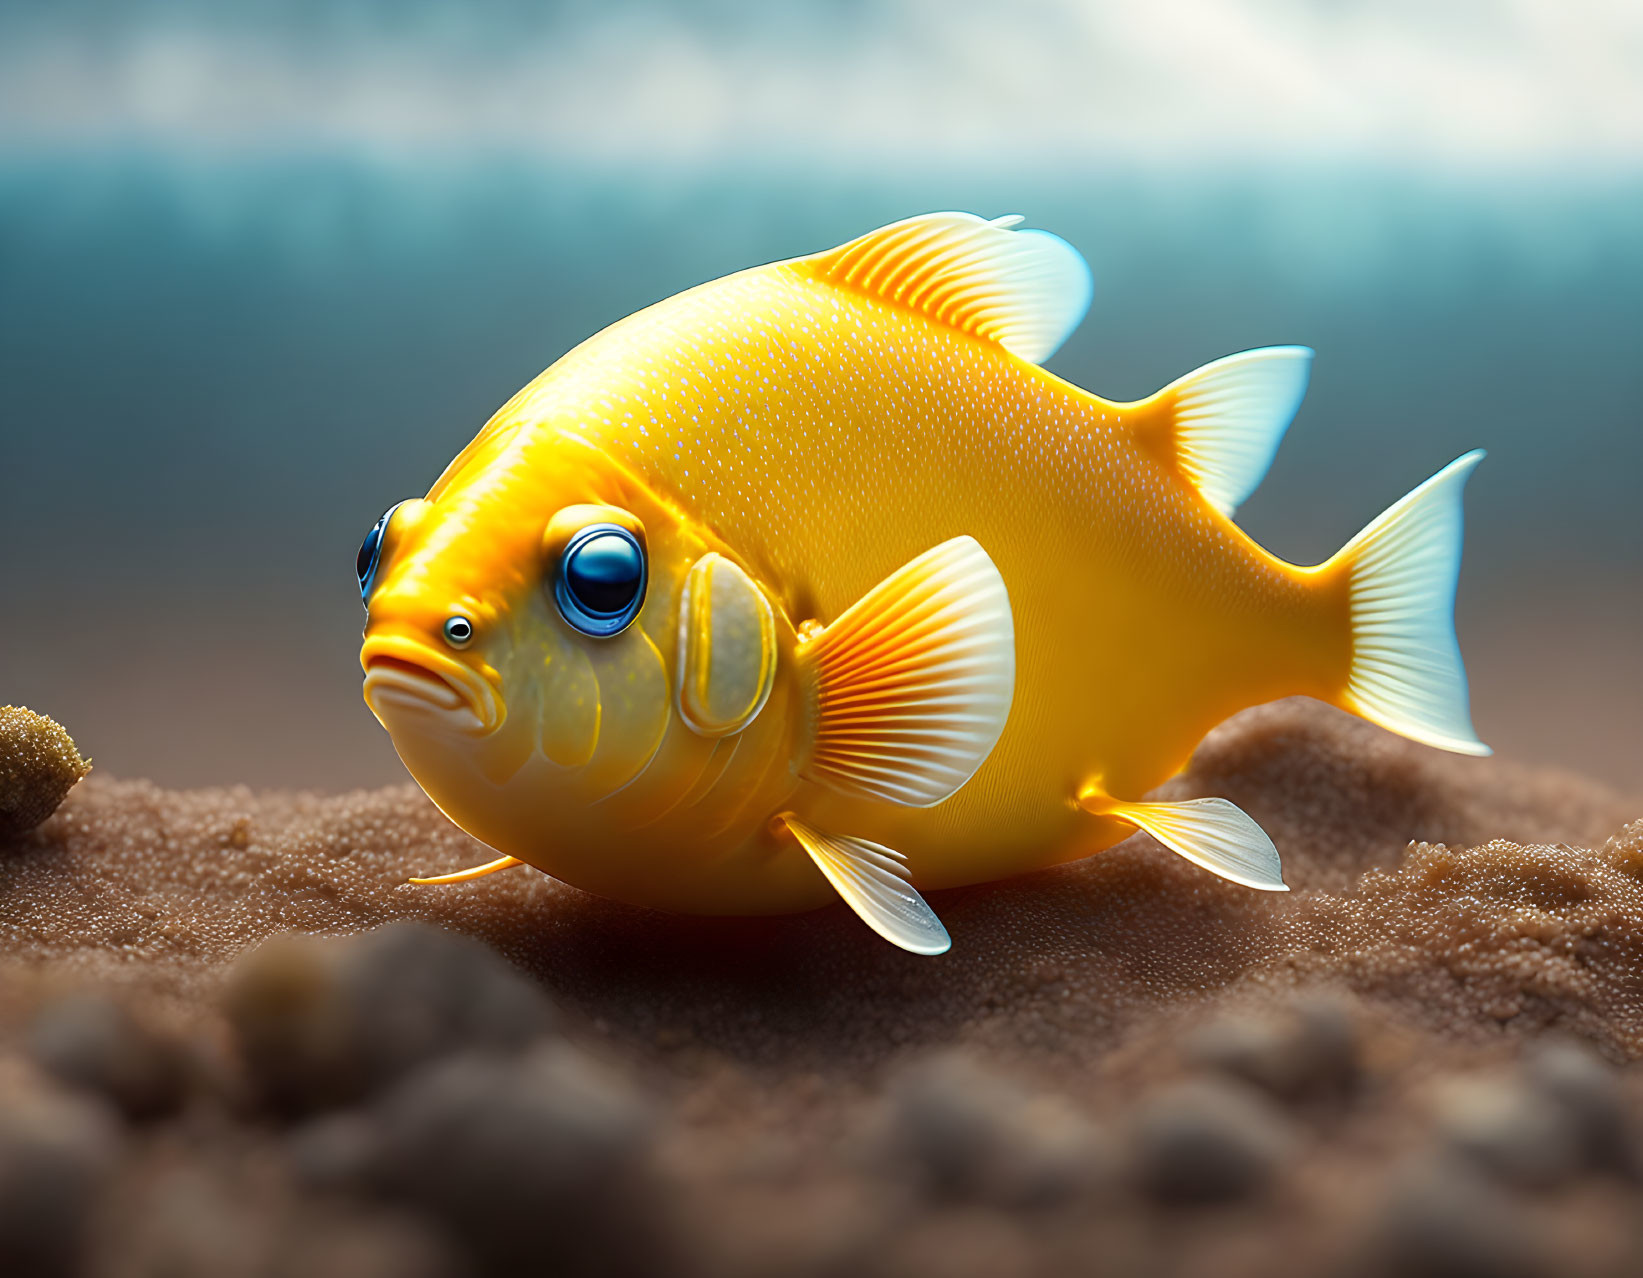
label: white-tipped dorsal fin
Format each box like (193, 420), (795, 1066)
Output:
(1334, 450), (1491, 757)
(778, 814), (951, 955)
(797, 536), (1015, 807)
(802, 212), (1093, 364)
(1137, 346), (1313, 518)
(1079, 787), (1288, 892)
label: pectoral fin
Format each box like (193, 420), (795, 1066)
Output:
(1078, 786), (1288, 892)
(408, 855), (523, 886)
(777, 813), (951, 955)
(797, 536), (1014, 807)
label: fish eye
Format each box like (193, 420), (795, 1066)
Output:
(442, 616), (474, 648)
(554, 524), (647, 638)
(356, 501), (406, 606)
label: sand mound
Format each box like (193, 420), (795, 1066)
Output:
(0, 706), (89, 839)
(2, 698), (1641, 1277)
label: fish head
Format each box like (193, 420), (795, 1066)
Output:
(356, 431), (759, 864)
(358, 493), (512, 741)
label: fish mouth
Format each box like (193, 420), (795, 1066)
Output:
(361, 636), (503, 735)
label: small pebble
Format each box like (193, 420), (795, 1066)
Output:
(0, 706), (89, 839)
(26, 993), (187, 1121)
(116, 1165), (268, 1278)
(885, 1051), (1107, 1206)
(1363, 1154), (1546, 1278)
(287, 1111), (382, 1195)
(1520, 1040), (1634, 1176)
(0, 1068), (123, 1278)
(1185, 996), (1359, 1102)
(375, 1043), (658, 1274)
(1432, 1076), (1582, 1191)
(123, 1165), (463, 1278)
(224, 922), (557, 1114)
(1129, 1077), (1296, 1205)
(274, 1211), (468, 1278)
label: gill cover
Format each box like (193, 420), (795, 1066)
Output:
(676, 554), (778, 737)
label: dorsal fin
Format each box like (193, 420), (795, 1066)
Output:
(1134, 346), (1313, 518)
(802, 212), (1093, 364)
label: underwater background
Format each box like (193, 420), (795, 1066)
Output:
(2, 0), (1640, 790)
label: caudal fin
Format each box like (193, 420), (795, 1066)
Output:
(1333, 451), (1490, 756)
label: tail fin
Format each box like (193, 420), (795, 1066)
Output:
(1331, 450), (1490, 756)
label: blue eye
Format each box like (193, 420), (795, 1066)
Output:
(555, 524), (647, 637)
(357, 501), (404, 605)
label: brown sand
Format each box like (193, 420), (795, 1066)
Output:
(2, 697), (1642, 1277)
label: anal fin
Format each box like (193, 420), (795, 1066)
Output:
(1078, 787), (1287, 892)
(777, 813), (951, 955)
(408, 855), (523, 886)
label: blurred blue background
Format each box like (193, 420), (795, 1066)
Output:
(1, 0), (1639, 789)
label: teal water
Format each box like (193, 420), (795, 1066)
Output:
(3, 153), (1639, 787)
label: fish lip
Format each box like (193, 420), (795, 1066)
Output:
(360, 636), (504, 735)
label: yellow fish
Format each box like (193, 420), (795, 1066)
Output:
(359, 212), (1487, 954)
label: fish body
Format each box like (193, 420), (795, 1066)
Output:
(360, 213), (1487, 951)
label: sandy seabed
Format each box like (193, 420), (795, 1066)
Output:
(2, 697), (1643, 1278)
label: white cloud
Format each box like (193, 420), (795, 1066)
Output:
(1, 0), (1639, 167)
